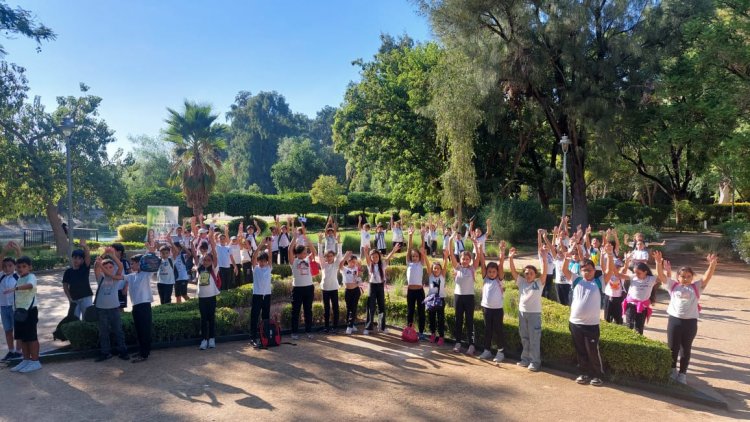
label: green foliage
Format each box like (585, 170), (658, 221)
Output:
(613, 224), (660, 245)
(226, 217), (268, 235)
(117, 223), (148, 242)
(0, 2), (56, 56)
(271, 137), (325, 193)
(122, 135), (173, 191)
(310, 175), (347, 212)
(674, 200), (703, 229)
(587, 202), (609, 228)
(127, 186), (189, 218)
(613, 201), (642, 224)
(707, 203), (750, 223)
(483, 199), (556, 242)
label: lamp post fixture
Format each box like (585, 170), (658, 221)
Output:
(60, 115), (75, 264)
(560, 135), (571, 219)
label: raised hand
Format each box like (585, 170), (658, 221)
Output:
(499, 240), (507, 251)
(508, 247), (517, 258)
(653, 250), (663, 262)
(586, 225), (592, 234)
(663, 260), (672, 274)
(80, 239), (87, 248)
(707, 254), (718, 264)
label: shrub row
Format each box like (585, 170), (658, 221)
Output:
(117, 223), (148, 242)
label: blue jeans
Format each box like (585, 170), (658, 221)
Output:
(1, 305), (13, 332)
(97, 307), (126, 356)
(72, 296), (93, 320)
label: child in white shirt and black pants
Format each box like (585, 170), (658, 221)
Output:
(478, 242), (505, 362)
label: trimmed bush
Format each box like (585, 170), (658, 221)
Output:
(299, 214), (328, 230)
(482, 199), (556, 242)
(587, 202), (609, 228)
(117, 223), (148, 242)
(613, 201), (642, 224)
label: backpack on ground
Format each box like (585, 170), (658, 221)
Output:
(258, 318), (282, 348)
(401, 324), (419, 343)
(139, 253), (161, 272)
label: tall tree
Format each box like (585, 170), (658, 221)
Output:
(0, 1), (55, 56)
(270, 136), (325, 193)
(226, 91), (298, 193)
(122, 134), (172, 190)
(164, 101), (227, 217)
(420, 0), (709, 227)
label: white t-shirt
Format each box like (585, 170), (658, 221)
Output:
(481, 277), (504, 309)
(360, 230), (371, 248)
(174, 253), (190, 281)
(240, 244), (252, 264)
(271, 234), (279, 252)
(278, 232), (291, 248)
(453, 267), (475, 295)
(667, 279), (703, 319)
(341, 266), (361, 285)
(253, 265), (272, 296)
(158, 258), (176, 285)
(291, 258), (313, 287)
(216, 245), (232, 268)
(406, 262), (423, 286)
(324, 236), (338, 254)
(196, 268), (220, 298)
(569, 277), (603, 325)
(604, 274), (625, 298)
(442, 234), (451, 250)
(392, 228), (404, 243)
(474, 233), (487, 251)
(375, 232), (386, 250)
(545, 253), (555, 275)
(231, 244), (243, 264)
(319, 246), (342, 291)
(368, 261), (387, 284)
(125, 272), (154, 305)
(627, 275), (657, 301)
(427, 274), (446, 298)
(553, 258), (569, 284)
(517, 276), (543, 313)
(0, 272), (18, 307)
(631, 250), (649, 262)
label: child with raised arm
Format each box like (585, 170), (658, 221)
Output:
(93, 249), (129, 362)
(319, 235), (343, 333)
(509, 239), (547, 371)
(448, 235), (480, 355)
(289, 230), (317, 340)
(341, 251), (363, 335)
(124, 254), (153, 363)
(277, 216), (292, 265)
(358, 215), (372, 257)
(478, 241), (505, 362)
(621, 253), (662, 335)
(390, 214), (405, 249)
(662, 254), (717, 384)
(406, 227), (428, 339)
(363, 243), (400, 335)
(5, 255), (42, 373)
(249, 238), (273, 347)
(426, 249), (448, 345)
(196, 228), (220, 350)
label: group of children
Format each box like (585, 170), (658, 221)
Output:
(0, 214), (719, 388)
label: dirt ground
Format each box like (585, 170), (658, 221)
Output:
(1, 232), (748, 421)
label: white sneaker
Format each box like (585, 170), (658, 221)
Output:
(363, 329), (370, 336)
(453, 343), (462, 353)
(670, 368), (679, 381)
(478, 350), (493, 360)
(677, 373), (687, 385)
(381, 328), (389, 334)
(345, 327), (353, 335)
(199, 340), (208, 350)
(10, 360), (29, 372)
(351, 326), (358, 333)
(208, 338), (216, 349)
(291, 334), (300, 340)
(528, 363), (540, 372)
(19, 360), (41, 373)
(466, 345), (476, 356)
(306, 333), (314, 339)
(493, 351), (505, 363)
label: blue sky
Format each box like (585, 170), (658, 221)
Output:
(3, 1), (433, 152)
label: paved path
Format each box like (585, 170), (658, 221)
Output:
(4, 232), (749, 420)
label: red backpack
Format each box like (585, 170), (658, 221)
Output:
(258, 318), (282, 348)
(401, 324), (419, 343)
(310, 259), (320, 277)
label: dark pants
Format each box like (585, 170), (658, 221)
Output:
(219, 267), (234, 290)
(543, 274), (555, 300)
(667, 316), (698, 374)
(569, 323), (603, 378)
(454, 294), (475, 346)
(242, 262), (254, 285)
(131, 303), (152, 358)
(365, 283), (386, 331)
(483, 307), (504, 352)
(429, 305), (445, 337)
(97, 307), (126, 356)
(279, 247), (289, 264)
(424, 242), (432, 256)
(625, 303), (647, 334)
(556, 284), (571, 306)
(199, 296), (217, 340)
(322, 290), (340, 329)
(604, 295), (624, 324)
(406, 288), (426, 333)
(345, 288), (361, 328)
(291, 285), (314, 334)
(249, 294), (271, 340)
(157, 283), (173, 305)
(272, 251), (279, 265)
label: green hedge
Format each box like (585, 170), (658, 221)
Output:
(482, 199), (556, 242)
(117, 223), (148, 242)
(73, 240), (145, 251)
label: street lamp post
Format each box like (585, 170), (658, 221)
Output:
(560, 135), (571, 219)
(60, 116), (75, 264)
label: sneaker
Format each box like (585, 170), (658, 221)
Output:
(466, 345), (475, 356)
(131, 356), (148, 363)
(478, 350), (494, 360)
(1, 351), (13, 361)
(345, 327), (353, 335)
(10, 360), (29, 372)
(576, 375), (590, 385)
(363, 329), (370, 336)
(528, 363), (540, 372)
(351, 326), (358, 333)
(118, 353), (130, 361)
(453, 343), (462, 353)
(291, 334), (300, 340)
(437, 337), (445, 346)
(199, 340), (208, 350)
(493, 351), (505, 363)
(18, 360), (41, 373)
(517, 360), (530, 367)
(590, 377), (603, 386)
(429, 334), (436, 343)
(208, 338), (216, 348)
(11, 351), (22, 359)
(95, 353), (113, 362)
(677, 373), (687, 385)
(382, 328), (389, 334)
(670, 368), (679, 381)
(419, 333), (427, 341)
(306, 334), (314, 340)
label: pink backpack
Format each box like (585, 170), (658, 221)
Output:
(670, 282), (702, 313)
(401, 324), (419, 343)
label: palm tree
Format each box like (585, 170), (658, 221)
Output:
(164, 101), (227, 217)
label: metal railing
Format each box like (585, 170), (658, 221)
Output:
(22, 228), (99, 248)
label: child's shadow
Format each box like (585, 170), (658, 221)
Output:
(170, 380), (274, 410)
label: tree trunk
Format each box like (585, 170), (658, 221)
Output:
(45, 200), (70, 258)
(718, 180), (732, 204)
